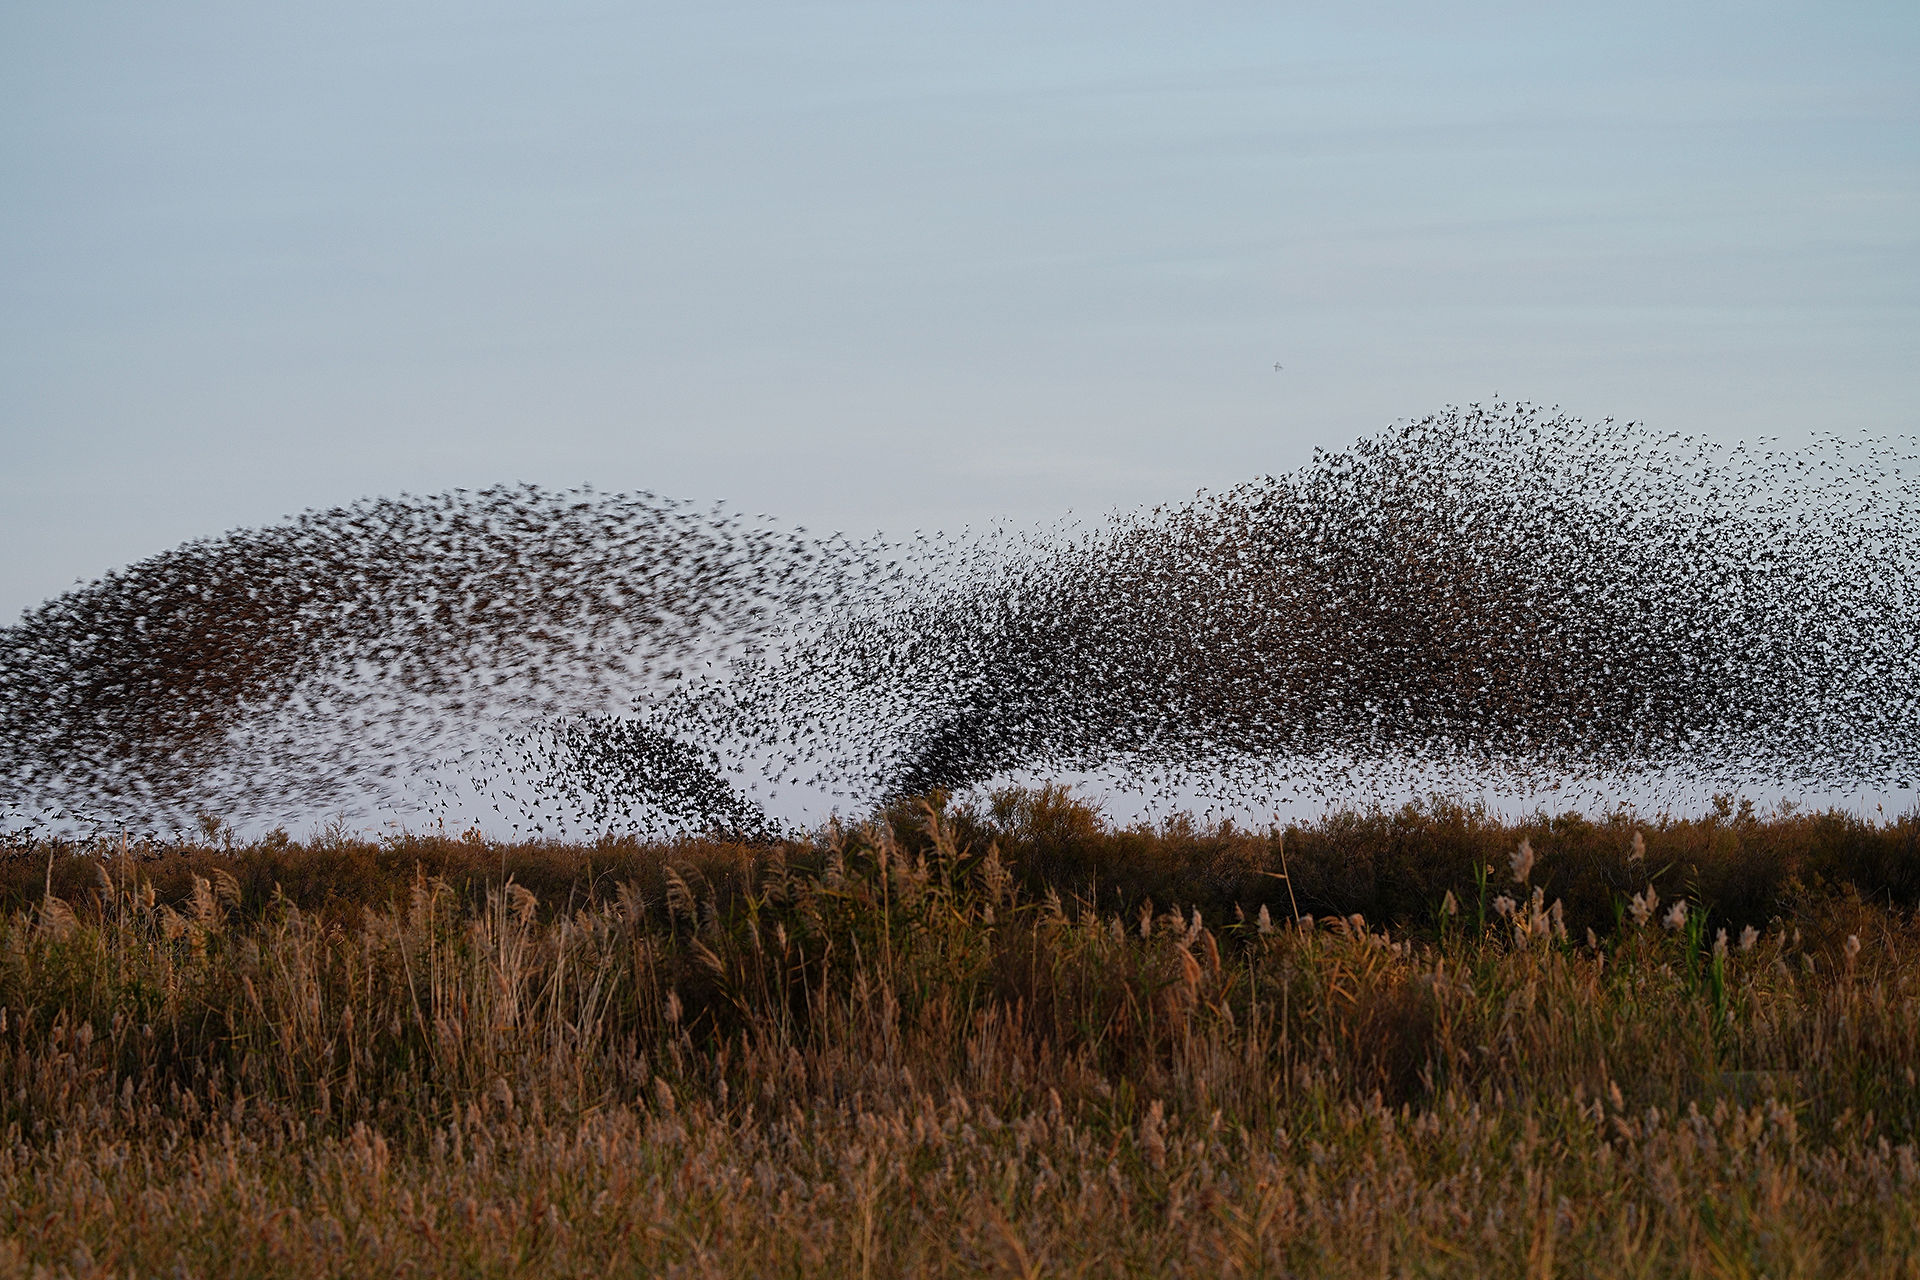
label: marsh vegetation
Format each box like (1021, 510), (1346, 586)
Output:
(2, 790), (1916, 1276)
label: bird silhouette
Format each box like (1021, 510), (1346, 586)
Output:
(2, 403), (1913, 839)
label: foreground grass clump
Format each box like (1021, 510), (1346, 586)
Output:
(0, 797), (1917, 1276)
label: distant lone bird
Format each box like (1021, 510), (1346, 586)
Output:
(1273, 363), (1284, 371)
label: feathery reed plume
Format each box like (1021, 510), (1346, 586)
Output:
(1510, 838), (1535, 884)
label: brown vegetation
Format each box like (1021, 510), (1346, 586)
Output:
(0, 790), (1916, 1276)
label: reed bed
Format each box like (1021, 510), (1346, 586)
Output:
(1, 795), (1917, 1277)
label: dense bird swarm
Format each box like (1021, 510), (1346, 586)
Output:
(4, 404), (1915, 838)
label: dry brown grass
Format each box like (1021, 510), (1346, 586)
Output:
(1, 795), (1917, 1276)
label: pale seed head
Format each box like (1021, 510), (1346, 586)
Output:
(1510, 839), (1535, 884)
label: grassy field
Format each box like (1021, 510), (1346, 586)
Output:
(1, 790), (1917, 1276)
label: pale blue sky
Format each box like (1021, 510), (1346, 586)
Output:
(4, 1), (1915, 620)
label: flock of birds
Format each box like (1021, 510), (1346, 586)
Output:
(3, 403), (1914, 840)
